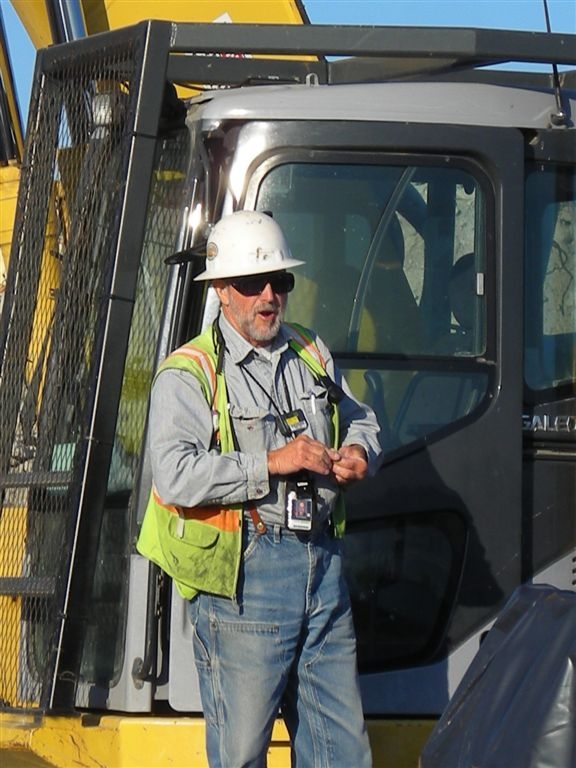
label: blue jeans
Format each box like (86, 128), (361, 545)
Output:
(188, 522), (372, 768)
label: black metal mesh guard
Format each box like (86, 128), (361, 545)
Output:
(0, 35), (139, 711)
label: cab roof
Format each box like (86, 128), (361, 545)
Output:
(189, 79), (575, 131)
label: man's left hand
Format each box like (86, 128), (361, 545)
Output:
(330, 444), (368, 486)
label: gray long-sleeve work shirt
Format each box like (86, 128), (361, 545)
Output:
(148, 313), (381, 527)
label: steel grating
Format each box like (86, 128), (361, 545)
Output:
(0, 31), (151, 712)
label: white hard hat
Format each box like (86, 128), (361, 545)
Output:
(194, 210), (305, 281)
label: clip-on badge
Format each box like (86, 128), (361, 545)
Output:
(286, 472), (316, 531)
(276, 408), (308, 438)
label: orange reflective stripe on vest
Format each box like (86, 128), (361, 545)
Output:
(152, 487), (240, 533)
(161, 342), (218, 404)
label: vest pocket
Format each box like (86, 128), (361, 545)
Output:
(167, 514), (220, 547)
(160, 514), (220, 577)
(156, 508), (238, 597)
(138, 499), (241, 599)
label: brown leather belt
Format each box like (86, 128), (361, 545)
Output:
(247, 504), (267, 534)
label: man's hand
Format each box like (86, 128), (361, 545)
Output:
(330, 444), (368, 486)
(267, 437), (368, 487)
(267, 434), (340, 477)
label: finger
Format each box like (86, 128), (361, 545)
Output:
(332, 456), (367, 484)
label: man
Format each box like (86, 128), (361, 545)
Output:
(142, 210), (381, 767)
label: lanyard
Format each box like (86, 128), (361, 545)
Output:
(214, 316), (310, 438)
(240, 356), (309, 439)
(214, 314), (294, 415)
(240, 354), (293, 417)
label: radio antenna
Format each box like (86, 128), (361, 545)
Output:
(543, 0), (568, 126)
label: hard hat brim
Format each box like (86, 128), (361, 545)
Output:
(193, 257), (305, 281)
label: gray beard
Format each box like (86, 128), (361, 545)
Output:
(246, 308), (283, 343)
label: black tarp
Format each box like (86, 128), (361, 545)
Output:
(421, 584), (576, 768)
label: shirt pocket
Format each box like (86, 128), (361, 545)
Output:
(299, 384), (334, 444)
(229, 403), (273, 452)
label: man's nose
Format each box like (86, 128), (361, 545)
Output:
(259, 281), (275, 300)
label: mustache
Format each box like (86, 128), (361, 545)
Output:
(254, 300), (281, 312)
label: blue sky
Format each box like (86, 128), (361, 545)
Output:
(307, 0), (575, 29)
(1, 0), (575, 129)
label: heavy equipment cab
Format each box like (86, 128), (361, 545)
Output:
(0, 20), (574, 766)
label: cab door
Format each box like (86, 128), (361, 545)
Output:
(239, 119), (525, 714)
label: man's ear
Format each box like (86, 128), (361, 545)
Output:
(214, 281), (230, 307)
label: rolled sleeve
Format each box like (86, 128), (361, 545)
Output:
(149, 368), (270, 507)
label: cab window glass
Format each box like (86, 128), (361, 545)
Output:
(525, 165), (575, 392)
(258, 162), (484, 359)
(256, 161), (489, 451)
(343, 512), (467, 670)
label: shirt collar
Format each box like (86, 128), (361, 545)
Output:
(218, 312), (289, 365)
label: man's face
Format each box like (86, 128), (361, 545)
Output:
(215, 271), (292, 347)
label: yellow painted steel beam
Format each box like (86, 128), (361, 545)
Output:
(82, 0), (308, 34)
(10, 0), (308, 46)
(0, 163), (19, 298)
(0, 505), (27, 709)
(370, 718), (436, 767)
(0, 712), (434, 768)
(9, 0), (52, 49)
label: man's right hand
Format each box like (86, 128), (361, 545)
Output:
(267, 434), (340, 477)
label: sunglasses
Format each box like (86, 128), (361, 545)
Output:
(230, 272), (295, 296)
